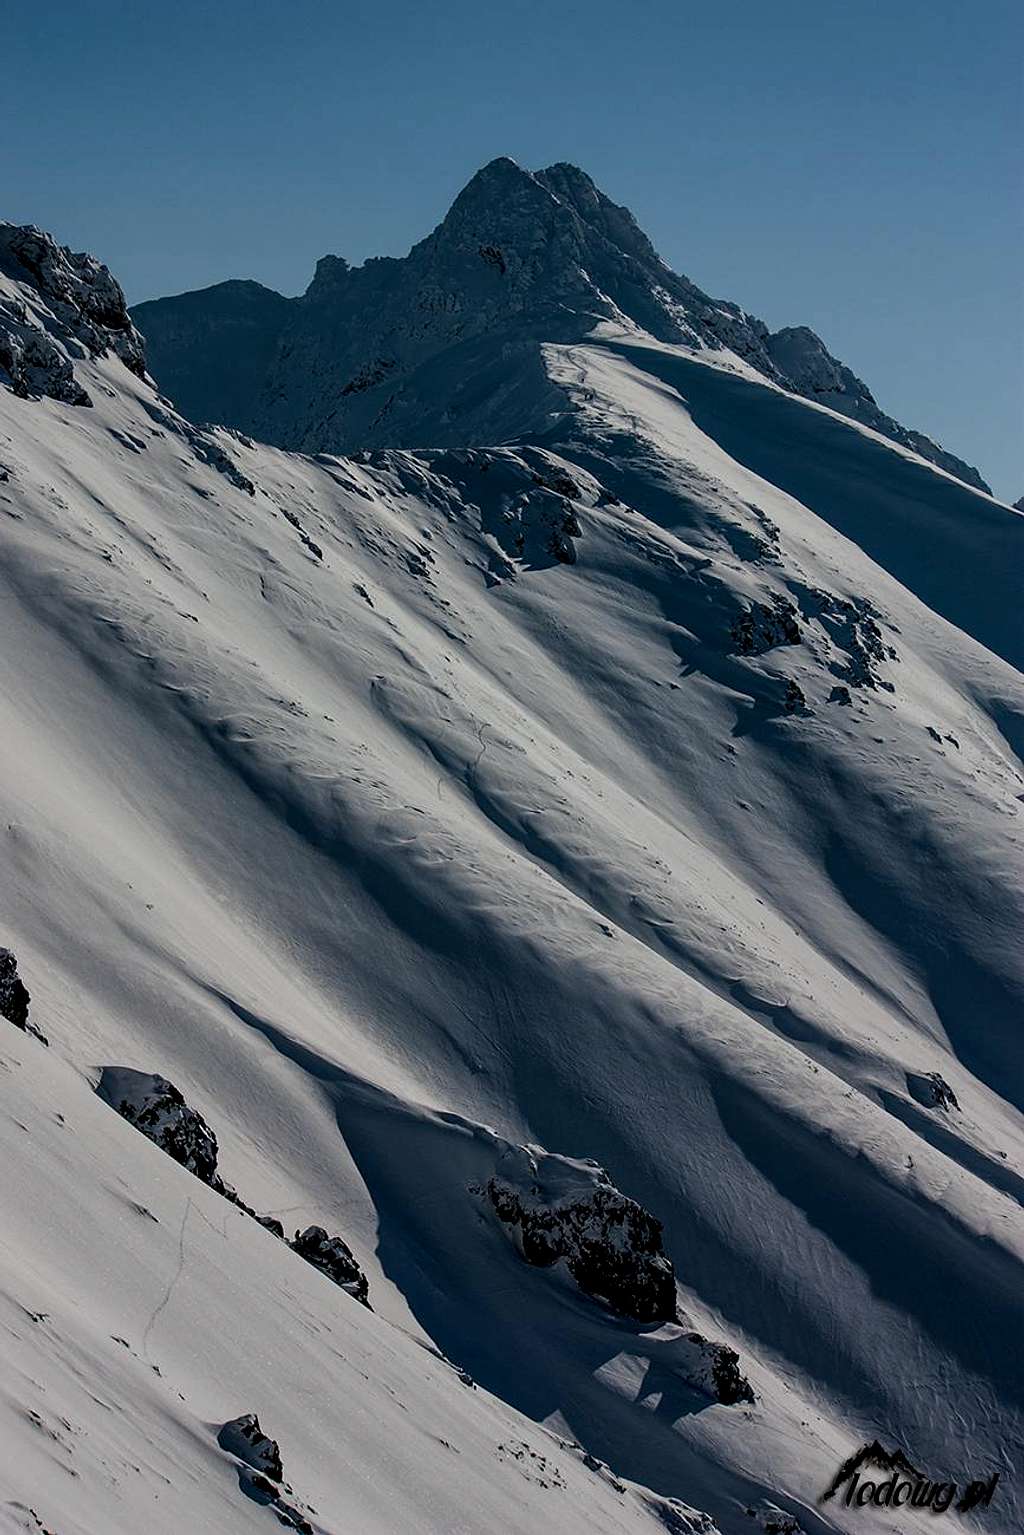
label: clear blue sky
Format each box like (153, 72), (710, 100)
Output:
(5, 0), (1021, 498)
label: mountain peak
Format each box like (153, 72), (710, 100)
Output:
(129, 164), (990, 490)
(440, 156), (557, 233)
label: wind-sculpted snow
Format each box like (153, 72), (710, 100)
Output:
(0, 228), (1022, 1534)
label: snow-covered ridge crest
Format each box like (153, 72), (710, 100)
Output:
(131, 157), (989, 490)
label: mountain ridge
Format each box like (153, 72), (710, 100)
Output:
(1, 197), (1022, 1535)
(132, 158), (990, 492)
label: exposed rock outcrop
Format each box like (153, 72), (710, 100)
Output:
(730, 596), (801, 655)
(677, 1331), (755, 1405)
(0, 949), (46, 1044)
(0, 223), (146, 408)
(98, 1068), (220, 1182)
(806, 591), (897, 690)
(485, 1144), (677, 1322)
(290, 1225), (371, 1308)
(0, 306), (91, 406)
(217, 1416), (314, 1533)
(0, 948), (31, 1030)
(907, 1071), (960, 1112)
(97, 1067), (370, 1305)
(217, 1414), (284, 1481)
(783, 679), (808, 715)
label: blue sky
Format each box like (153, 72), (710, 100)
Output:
(5, 0), (1021, 498)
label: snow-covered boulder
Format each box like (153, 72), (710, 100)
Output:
(485, 1145), (677, 1322)
(217, 1413), (283, 1480)
(743, 1503), (803, 1534)
(217, 1415), (316, 1532)
(290, 1225), (371, 1307)
(97, 1068), (220, 1183)
(214, 1412), (280, 1473)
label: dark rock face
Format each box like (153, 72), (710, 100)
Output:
(828, 685), (852, 705)
(217, 1414), (283, 1481)
(0, 312), (91, 405)
(908, 1071), (960, 1112)
(0, 948), (31, 1029)
(730, 596), (801, 656)
(0, 949), (47, 1044)
(290, 1225), (371, 1307)
(255, 1213), (286, 1239)
(682, 1333), (755, 1405)
(783, 680), (807, 715)
(0, 223), (146, 408)
(486, 1149), (677, 1323)
(125, 279), (289, 432)
(98, 1068), (219, 1182)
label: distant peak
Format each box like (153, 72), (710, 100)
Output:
(537, 161), (598, 193)
(440, 157), (559, 232)
(456, 156), (537, 197)
(480, 155), (525, 174)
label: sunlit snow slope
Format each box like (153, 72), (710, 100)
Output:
(1, 210), (1023, 1535)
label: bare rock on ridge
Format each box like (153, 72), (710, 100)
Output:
(0, 223), (146, 379)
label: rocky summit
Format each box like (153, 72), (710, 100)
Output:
(132, 159), (988, 489)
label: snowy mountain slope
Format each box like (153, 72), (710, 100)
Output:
(1, 218), (1023, 1535)
(1, 1025), (711, 1535)
(132, 159), (990, 492)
